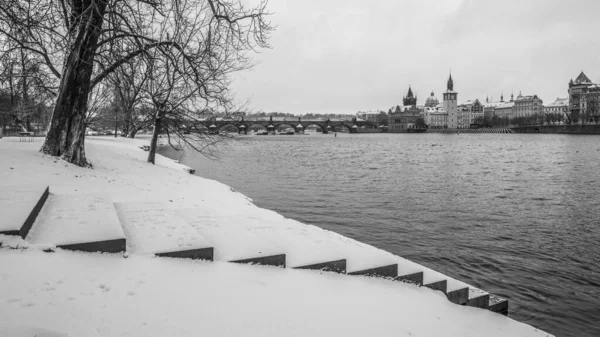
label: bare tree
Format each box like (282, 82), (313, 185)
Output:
(107, 59), (150, 137)
(0, 0), (272, 166)
(0, 43), (54, 133)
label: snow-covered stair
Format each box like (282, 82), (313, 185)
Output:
(217, 213), (400, 276)
(115, 202), (213, 260)
(0, 184), (49, 238)
(179, 209), (285, 267)
(224, 215), (348, 272)
(26, 193), (126, 253)
(489, 294), (509, 314)
(221, 212), (497, 310)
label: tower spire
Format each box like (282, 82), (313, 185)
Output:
(447, 71), (454, 91)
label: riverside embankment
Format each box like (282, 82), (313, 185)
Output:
(513, 124), (600, 134)
(0, 136), (553, 337)
(160, 132), (600, 337)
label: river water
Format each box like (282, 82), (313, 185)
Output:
(159, 133), (600, 337)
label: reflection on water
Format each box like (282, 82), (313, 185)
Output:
(160, 133), (600, 337)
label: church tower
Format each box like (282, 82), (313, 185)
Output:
(403, 86), (417, 107)
(443, 72), (458, 128)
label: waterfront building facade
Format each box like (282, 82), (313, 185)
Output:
(458, 99), (484, 128)
(423, 105), (447, 128)
(457, 104), (469, 129)
(470, 99), (484, 127)
(421, 91), (448, 128)
(442, 74), (458, 128)
(356, 111), (388, 126)
(568, 72), (600, 123)
(494, 102), (515, 120)
(513, 92), (543, 118)
(544, 98), (568, 115)
(482, 97), (505, 126)
(388, 87), (422, 132)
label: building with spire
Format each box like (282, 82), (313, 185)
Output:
(442, 73), (458, 128)
(422, 91), (447, 129)
(403, 86), (417, 107)
(568, 71), (600, 123)
(388, 86), (422, 132)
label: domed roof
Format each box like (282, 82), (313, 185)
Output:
(425, 91), (439, 107)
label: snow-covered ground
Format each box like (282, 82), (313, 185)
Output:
(0, 136), (552, 337)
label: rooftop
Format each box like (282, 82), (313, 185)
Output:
(574, 71), (593, 85)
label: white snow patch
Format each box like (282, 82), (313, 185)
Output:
(27, 193), (125, 246)
(0, 184), (47, 232)
(179, 208), (283, 261)
(0, 250), (552, 337)
(0, 326), (68, 337)
(115, 201), (211, 254)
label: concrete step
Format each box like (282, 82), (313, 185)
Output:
(114, 202), (213, 260)
(467, 289), (490, 308)
(0, 185), (49, 238)
(395, 272), (424, 285)
(227, 215), (348, 270)
(26, 193), (126, 253)
(488, 294), (509, 315)
(294, 259), (347, 273)
(348, 264), (398, 278)
(392, 256), (490, 306)
(179, 209), (285, 267)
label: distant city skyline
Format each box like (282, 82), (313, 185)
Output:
(232, 0), (600, 115)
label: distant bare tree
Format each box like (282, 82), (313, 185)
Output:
(0, 44), (54, 132)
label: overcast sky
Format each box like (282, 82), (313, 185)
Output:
(232, 0), (600, 114)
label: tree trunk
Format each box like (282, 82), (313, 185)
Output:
(147, 111), (164, 164)
(40, 0), (108, 167)
(127, 127), (140, 138)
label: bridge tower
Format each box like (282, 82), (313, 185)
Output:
(239, 116), (247, 135)
(267, 116), (274, 134)
(324, 119), (331, 134)
(295, 117), (304, 134)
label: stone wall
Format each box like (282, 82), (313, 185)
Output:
(356, 128), (383, 133)
(513, 124), (600, 134)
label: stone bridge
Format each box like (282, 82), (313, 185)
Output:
(201, 117), (379, 134)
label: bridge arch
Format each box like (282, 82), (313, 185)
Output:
(273, 123), (297, 132)
(303, 123), (326, 132)
(333, 124), (351, 133)
(217, 124), (240, 133)
(247, 123), (268, 133)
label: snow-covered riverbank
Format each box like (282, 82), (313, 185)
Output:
(0, 136), (552, 337)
